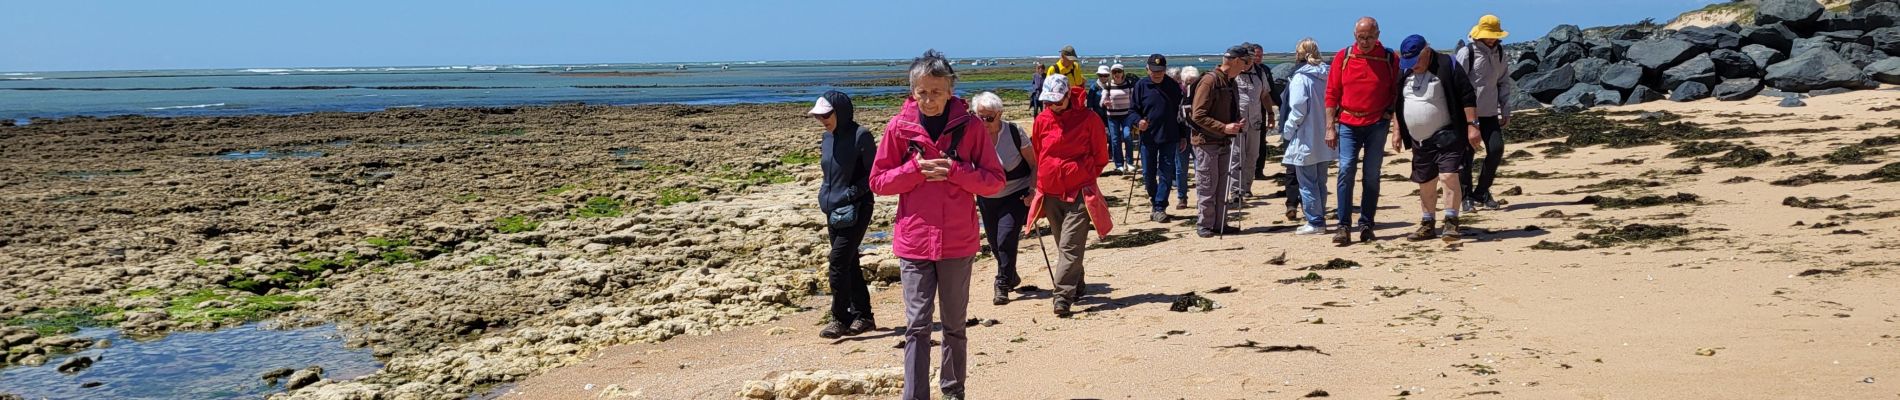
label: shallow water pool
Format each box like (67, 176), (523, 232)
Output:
(0, 324), (381, 400)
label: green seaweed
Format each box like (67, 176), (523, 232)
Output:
(1577, 192), (1700, 209)
(1576, 223), (1689, 247)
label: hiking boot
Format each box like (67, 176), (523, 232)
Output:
(943, 392), (965, 400)
(1358, 225), (1376, 243)
(1150, 211), (1169, 223)
(1197, 228), (1216, 238)
(849, 317), (877, 335)
(993, 287), (1011, 305)
(1444, 216), (1464, 239)
(1295, 224), (1325, 235)
(819, 321), (848, 339)
(1175, 201), (1190, 210)
(1285, 205), (1300, 222)
(1406, 219), (1439, 241)
(1484, 196), (1502, 210)
(1462, 200), (1477, 213)
(1332, 227), (1353, 245)
(1053, 299), (1074, 317)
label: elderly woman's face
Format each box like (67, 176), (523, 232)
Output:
(978, 108), (1002, 130)
(911, 75), (954, 117)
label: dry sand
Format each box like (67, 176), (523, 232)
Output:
(508, 90), (1900, 399)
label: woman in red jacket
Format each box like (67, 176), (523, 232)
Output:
(1024, 74), (1114, 317)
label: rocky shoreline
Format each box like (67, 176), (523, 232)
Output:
(0, 101), (912, 398)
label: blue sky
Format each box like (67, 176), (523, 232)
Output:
(2, 0), (1718, 72)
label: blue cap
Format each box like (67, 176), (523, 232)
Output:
(1398, 34), (1428, 71)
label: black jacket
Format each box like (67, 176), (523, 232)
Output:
(1395, 52), (1477, 150)
(818, 91), (874, 213)
(1129, 76), (1184, 145)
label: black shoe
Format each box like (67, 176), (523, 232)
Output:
(1285, 205), (1300, 222)
(1444, 216), (1463, 239)
(1222, 225), (1242, 234)
(848, 317), (877, 335)
(1406, 219), (1439, 241)
(1484, 196), (1502, 210)
(993, 287), (1011, 305)
(819, 321), (848, 339)
(1332, 227), (1353, 245)
(1358, 225), (1376, 243)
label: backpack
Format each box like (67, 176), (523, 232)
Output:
(999, 123), (1033, 180)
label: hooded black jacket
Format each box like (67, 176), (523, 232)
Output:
(818, 91), (876, 213)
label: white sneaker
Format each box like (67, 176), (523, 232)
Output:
(1295, 224), (1325, 235)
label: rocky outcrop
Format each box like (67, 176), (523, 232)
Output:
(1765, 48), (1878, 91)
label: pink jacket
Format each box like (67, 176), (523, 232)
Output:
(869, 96), (1006, 261)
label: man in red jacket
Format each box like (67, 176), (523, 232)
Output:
(1025, 74), (1114, 317)
(1325, 16), (1402, 245)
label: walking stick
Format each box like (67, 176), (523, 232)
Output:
(1032, 218), (1058, 286)
(1121, 151), (1142, 224)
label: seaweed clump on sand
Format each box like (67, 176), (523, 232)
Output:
(1700, 147), (1774, 168)
(1577, 223), (1690, 247)
(1297, 258), (1361, 271)
(1576, 192), (1700, 209)
(1170, 292), (1218, 312)
(1771, 170), (1841, 187)
(1091, 228), (1169, 249)
(1530, 240), (1592, 251)
(1563, 178), (1665, 194)
(1667, 141), (1743, 158)
(1782, 195), (1860, 210)
(1853, 163), (1900, 182)
(1822, 146), (1887, 165)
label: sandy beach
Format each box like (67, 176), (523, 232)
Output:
(497, 90), (1900, 399)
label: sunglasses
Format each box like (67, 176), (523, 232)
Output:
(979, 115), (998, 122)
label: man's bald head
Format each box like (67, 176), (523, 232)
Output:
(1354, 17), (1381, 50)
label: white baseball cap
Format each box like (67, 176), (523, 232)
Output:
(1038, 74), (1068, 103)
(1110, 63), (1125, 72)
(807, 96), (833, 115)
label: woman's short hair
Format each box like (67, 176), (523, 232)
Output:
(1296, 38), (1323, 66)
(908, 49), (958, 87)
(971, 91), (1005, 113)
(1180, 66), (1201, 83)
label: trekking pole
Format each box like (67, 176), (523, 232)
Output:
(1032, 219), (1058, 286)
(1121, 152), (1141, 224)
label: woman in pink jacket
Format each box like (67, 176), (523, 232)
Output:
(868, 49), (1004, 400)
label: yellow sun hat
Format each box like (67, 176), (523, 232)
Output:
(1470, 14), (1508, 40)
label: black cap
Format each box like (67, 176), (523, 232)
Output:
(1146, 54), (1167, 72)
(1224, 45), (1251, 59)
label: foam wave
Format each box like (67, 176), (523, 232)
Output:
(148, 103), (227, 110)
(1, 77), (44, 80)
(241, 68), (361, 73)
(242, 69), (292, 73)
(470, 66), (498, 71)
(2, 73), (33, 76)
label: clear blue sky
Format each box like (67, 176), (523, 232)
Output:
(3, 0), (1718, 72)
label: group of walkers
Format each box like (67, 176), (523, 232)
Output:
(811, 14), (1518, 400)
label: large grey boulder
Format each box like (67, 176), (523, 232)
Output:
(1570, 58), (1612, 85)
(1591, 86), (1624, 107)
(1816, 30), (1871, 47)
(1663, 53), (1720, 90)
(1626, 85), (1665, 105)
(1742, 23), (1798, 53)
(1669, 81), (1712, 102)
(1866, 58), (1900, 84)
(1757, 0), (1826, 33)
(1839, 42), (1890, 69)
(1708, 49), (1761, 79)
(1547, 24), (1583, 44)
(1628, 38), (1703, 70)
(1820, 11), (1868, 32)
(1673, 26), (1742, 51)
(1271, 63), (1296, 82)
(1506, 85), (1544, 111)
(1599, 61), (1647, 90)
(1792, 37), (1836, 56)
(1870, 27), (1900, 56)
(1510, 59), (1539, 81)
(1585, 37), (1620, 61)
(1552, 84), (1601, 112)
(1742, 44), (1789, 70)
(1765, 48), (1878, 91)
(1858, 2), (1900, 28)
(1521, 65), (1578, 103)
(1541, 42), (1588, 72)
(1714, 78), (1765, 101)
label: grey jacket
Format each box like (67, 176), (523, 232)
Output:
(1235, 64), (1274, 133)
(1455, 40), (1515, 119)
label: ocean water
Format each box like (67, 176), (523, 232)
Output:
(1, 56), (1228, 121)
(0, 324), (381, 400)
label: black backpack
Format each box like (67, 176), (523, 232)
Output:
(906, 119), (969, 162)
(999, 123), (1033, 180)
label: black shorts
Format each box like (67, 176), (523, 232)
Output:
(1410, 129), (1468, 183)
